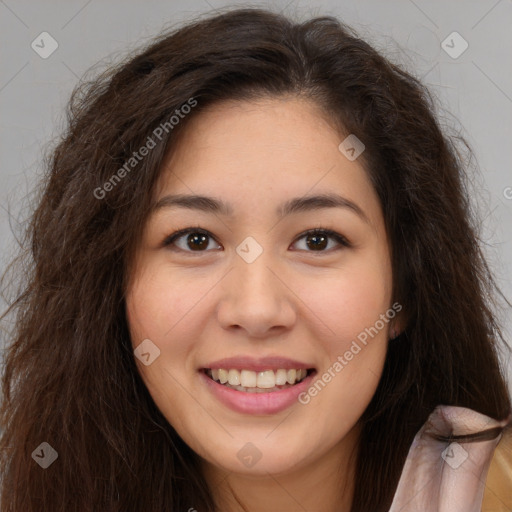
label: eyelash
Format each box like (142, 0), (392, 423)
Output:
(162, 227), (351, 254)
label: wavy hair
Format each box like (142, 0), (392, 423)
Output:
(1, 7), (510, 512)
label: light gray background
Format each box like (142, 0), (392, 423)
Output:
(1, 0), (511, 388)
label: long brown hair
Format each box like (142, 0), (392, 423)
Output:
(1, 7), (510, 512)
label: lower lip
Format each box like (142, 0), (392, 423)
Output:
(199, 370), (316, 415)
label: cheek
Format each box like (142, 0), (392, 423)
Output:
(125, 262), (211, 344)
(125, 262), (217, 413)
(295, 254), (392, 426)
(303, 254), (392, 346)
(125, 269), (198, 431)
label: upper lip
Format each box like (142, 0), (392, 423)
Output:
(202, 356), (315, 372)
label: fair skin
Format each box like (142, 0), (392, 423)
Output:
(125, 96), (399, 512)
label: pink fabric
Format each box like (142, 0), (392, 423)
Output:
(389, 405), (510, 512)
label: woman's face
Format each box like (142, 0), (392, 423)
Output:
(125, 97), (397, 477)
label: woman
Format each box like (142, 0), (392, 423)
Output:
(1, 7), (510, 512)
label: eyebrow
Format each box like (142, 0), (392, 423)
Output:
(152, 192), (369, 223)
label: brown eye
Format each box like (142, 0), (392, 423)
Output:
(184, 232), (209, 251)
(163, 227), (350, 255)
(292, 228), (350, 253)
(305, 232), (328, 250)
(163, 228), (221, 253)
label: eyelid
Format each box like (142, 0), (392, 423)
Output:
(162, 227), (351, 253)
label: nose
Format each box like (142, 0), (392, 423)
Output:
(216, 250), (296, 338)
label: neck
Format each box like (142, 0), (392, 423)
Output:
(202, 423), (360, 512)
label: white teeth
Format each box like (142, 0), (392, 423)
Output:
(275, 369), (287, 386)
(257, 370), (275, 388)
(218, 369), (228, 384)
(286, 369), (297, 384)
(207, 368), (310, 390)
(240, 370), (257, 388)
(228, 369), (241, 386)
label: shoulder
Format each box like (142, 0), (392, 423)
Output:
(482, 429), (512, 512)
(389, 406), (511, 512)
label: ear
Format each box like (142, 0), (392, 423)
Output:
(388, 304), (407, 340)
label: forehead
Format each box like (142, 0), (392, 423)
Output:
(154, 97), (382, 226)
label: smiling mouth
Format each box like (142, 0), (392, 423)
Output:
(203, 368), (316, 393)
